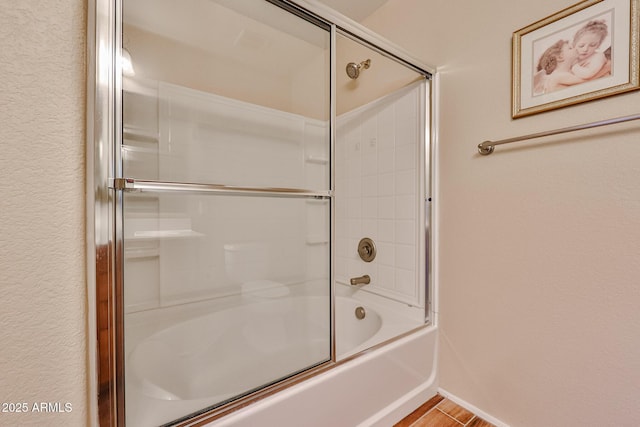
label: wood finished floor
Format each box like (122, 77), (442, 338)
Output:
(395, 394), (496, 427)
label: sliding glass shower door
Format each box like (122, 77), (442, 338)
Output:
(120, 1), (331, 424)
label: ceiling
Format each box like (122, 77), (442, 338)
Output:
(314, 0), (389, 21)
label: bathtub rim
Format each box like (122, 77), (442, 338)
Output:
(165, 322), (436, 427)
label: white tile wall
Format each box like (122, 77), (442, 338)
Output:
(335, 82), (423, 306)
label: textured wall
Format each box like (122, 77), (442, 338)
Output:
(0, 1), (88, 425)
(365, 1), (640, 426)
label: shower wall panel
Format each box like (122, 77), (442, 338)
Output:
(122, 80), (329, 312)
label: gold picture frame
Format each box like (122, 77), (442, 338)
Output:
(512, 0), (639, 118)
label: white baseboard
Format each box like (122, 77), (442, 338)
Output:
(364, 379), (439, 427)
(437, 388), (510, 427)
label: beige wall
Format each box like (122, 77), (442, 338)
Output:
(0, 1), (88, 425)
(365, 1), (640, 426)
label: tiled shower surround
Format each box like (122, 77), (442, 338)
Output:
(335, 81), (424, 308)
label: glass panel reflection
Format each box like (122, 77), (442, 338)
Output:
(123, 193), (330, 426)
(122, 0), (330, 189)
(121, 0), (331, 424)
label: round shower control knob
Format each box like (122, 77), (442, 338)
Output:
(357, 238), (376, 262)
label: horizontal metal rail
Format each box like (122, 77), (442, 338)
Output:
(112, 178), (332, 199)
(478, 113), (640, 155)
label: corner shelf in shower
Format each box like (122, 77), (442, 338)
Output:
(123, 75), (159, 97)
(305, 199), (328, 205)
(306, 235), (329, 245)
(305, 155), (328, 165)
(124, 246), (159, 259)
(129, 229), (204, 240)
(121, 144), (159, 155)
(124, 126), (159, 143)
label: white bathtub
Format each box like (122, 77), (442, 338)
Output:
(126, 295), (438, 426)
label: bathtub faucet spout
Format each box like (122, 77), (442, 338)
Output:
(350, 275), (370, 286)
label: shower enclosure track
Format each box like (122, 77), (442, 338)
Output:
(112, 178), (333, 199)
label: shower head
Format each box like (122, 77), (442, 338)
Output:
(345, 59), (371, 79)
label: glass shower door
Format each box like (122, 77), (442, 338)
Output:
(120, 1), (331, 425)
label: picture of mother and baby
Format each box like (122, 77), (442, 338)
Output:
(533, 19), (612, 95)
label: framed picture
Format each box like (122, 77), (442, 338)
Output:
(512, 0), (639, 118)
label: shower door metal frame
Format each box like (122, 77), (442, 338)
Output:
(87, 0), (121, 423)
(87, 0), (436, 425)
(334, 27), (434, 321)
